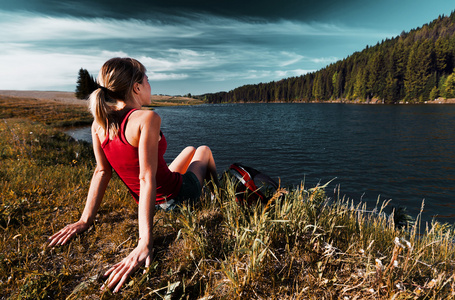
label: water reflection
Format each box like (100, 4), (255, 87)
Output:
(65, 126), (92, 143)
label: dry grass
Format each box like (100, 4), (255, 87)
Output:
(0, 95), (92, 127)
(149, 95), (204, 106)
(1, 96), (454, 299)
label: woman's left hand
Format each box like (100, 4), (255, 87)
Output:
(102, 241), (153, 293)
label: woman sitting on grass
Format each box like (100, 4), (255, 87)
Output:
(47, 57), (217, 293)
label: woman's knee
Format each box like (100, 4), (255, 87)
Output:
(169, 146), (197, 173)
(195, 145), (212, 156)
(183, 146), (197, 155)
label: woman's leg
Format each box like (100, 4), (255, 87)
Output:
(168, 146), (196, 174)
(187, 145), (218, 187)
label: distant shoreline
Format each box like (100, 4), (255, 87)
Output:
(0, 90), (202, 106)
(1, 90), (454, 105)
(231, 97), (455, 104)
(314, 97), (455, 104)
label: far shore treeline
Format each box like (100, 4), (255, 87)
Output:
(202, 11), (455, 104)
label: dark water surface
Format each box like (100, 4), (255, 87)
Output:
(67, 103), (455, 224)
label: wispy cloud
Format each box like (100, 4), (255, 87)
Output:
(279, 52), (304, 67)
(308, 56), (340, 65)
(0, 11), (200, 41)
(138, 49), (221, 72)
(0, 9), (395, 94)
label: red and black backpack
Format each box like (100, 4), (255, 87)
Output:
(228, 163), (279, 205)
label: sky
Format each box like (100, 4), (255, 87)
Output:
(0, 1), (454, 96)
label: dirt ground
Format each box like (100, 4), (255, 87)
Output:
(0, 90), (198, 106)
(0, 90), (84, 105)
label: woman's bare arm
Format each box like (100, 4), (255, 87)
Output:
(48, 122), (112, 247)
(103, 111), (161, 293)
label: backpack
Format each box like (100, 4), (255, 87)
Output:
(228, 163), (279, 205)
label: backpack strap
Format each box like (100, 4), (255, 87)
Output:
(229, 163), (278, 205)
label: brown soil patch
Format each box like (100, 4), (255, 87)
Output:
(426, 97), (455, 104)
(0, 90), (202, 106)
(0, 90), (84, 105)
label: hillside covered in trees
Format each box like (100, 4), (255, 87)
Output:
(202, 11), (455, 104)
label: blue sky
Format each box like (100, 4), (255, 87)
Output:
(0, 0), (454, 95)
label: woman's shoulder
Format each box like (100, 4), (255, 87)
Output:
(91, 120), (107, 144)
(123, 109), (161, 146)
(131, 109), (160, 121)
(91, 120), (103, 134)
(129, 109), (161, 129)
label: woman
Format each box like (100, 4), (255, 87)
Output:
(47, 57), (217, 293)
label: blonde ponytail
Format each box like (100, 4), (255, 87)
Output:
(89, 88), (108, 132)
(88, 57), (146, 139)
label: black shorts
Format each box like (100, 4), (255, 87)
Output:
(176, 171), (202, 202)
(157, 171), (201, 211)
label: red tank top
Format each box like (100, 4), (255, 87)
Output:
(101, 109), (182, 204)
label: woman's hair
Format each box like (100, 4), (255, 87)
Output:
(89, 57), (146, 138)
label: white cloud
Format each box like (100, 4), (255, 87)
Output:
(0, 48), (102, 90)
(279, 51), (304, 67)
(138, 50), (220, 73)
(0, 9), (392, 47)
(309, 56), (339, 64)
(188, 14), (394, 39)
(147, 72), (188, 81)
(0, 9), (395, 93)
(0, 11), (200, 42)
(207, 68), (313, 83)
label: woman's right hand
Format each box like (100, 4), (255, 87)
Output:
(47, 220), (91, 247)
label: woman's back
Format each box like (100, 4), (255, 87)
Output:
(93, 108), (156, 147)
(98, 108), (182, 203)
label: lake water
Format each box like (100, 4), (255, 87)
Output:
(66, 103), (455, 224)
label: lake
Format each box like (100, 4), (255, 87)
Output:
(66, 103), (455, 224)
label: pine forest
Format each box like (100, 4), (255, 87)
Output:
(202, 11), (455, 104)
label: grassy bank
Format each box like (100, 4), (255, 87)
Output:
(1, 97), (454, 299)
(0, 95), (93, 128)
(149, 95), (204, 106)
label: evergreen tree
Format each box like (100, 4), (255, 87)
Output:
(429, 86), (439, 100)
(75, 68), (97, 99)
(332, 71), (338, 99)
(405, 44), (419, 101)
(336, 67), (346, 99)
(384, 72), (398, 103)
(405, 41), (434, 102)
(353, 69), (366, 100)
(367, 51), (387, 100)
(312, 72), (324, 100)
(391, 42), (407, 101)
(435, 37), (450, 74)
(443, 71), (455, 98)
